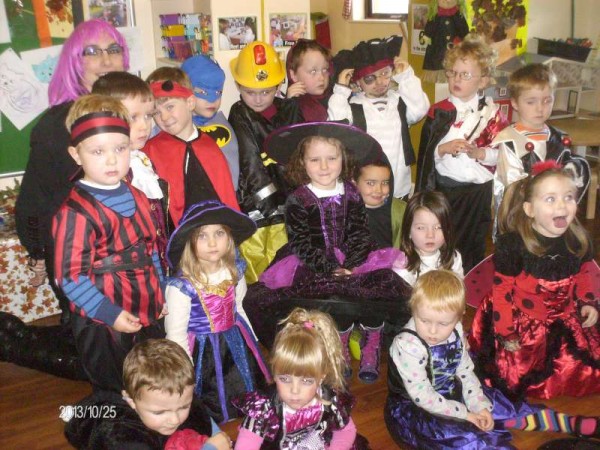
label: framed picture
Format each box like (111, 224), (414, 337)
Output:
(84, 0), (134, 27)
(218, 16), (257, 51)
(269, 13), (308, 47)
(567, 90), (579, 113)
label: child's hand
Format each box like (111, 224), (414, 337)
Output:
(158, 303), (168, 319)
(337, 68), (354, 86)
(467, 410), (494, 431)
(333, 267), (352, 277)
(466, 146), (486, 160)
(475, 409), (494, 431)
(581, 305), (599, 328)
(113, 310), (142, 333)
(206, 431), (233, 450)
(438, 139), (475, 157)
(503, 339), (521, 352)
(28, 258), (47, 287)
(393, 56), (409, 74)
(286, 82), (306, 98)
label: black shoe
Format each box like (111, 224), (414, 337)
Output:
(538, 438), (600, 450)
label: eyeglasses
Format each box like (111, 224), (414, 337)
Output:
(362, 68), (392, 85)
(82, 44), (124, 58)
(239, 88), (277, 98)
(445, 70), (481, 81)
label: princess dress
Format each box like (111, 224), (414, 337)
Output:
(232, 386), (370, 450)
(468, 232), (600, 399)
(167, 267), (271, 423)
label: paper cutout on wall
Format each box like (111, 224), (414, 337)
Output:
(0, 48), (48, 130)
(20, 45), (62, 84)
(117, 26), (143, 73)
(467, 0), (529, 66)
(0, 0), (10, 44)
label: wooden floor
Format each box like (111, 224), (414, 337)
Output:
(1, 207), (599, 449)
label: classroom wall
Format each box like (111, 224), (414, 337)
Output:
(2, 0), (598, 189)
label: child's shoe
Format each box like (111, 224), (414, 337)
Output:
(339, 324), (354, 378)
(358, 323), (383, 384)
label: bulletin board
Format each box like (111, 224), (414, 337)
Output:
(0, 0), (83, 175)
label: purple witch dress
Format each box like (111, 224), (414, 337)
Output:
(167, 275), (271, 423)
(245, 181), (411, 348)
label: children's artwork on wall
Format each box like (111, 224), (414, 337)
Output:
(0, 48), (48, 130)
(20, 44), (62, 85)
(85, 0), (130, 28)
(0, 0), (10, 44)
(45, 0), (75, 38)
(117, 26), (143, 72)
(269, 13), (307, 48)
(467, 0), (529, 66)
(218, 16), (256, 51)
(411, 3), (429, 56)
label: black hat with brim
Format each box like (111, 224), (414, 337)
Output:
(264, 121), (388, 169)
(166, 200), (256, 269)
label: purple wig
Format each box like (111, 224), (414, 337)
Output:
(48, 19), (130, 106)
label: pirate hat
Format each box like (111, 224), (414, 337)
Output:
(350, 35), (402, 81)
(166, 200), (256, 269)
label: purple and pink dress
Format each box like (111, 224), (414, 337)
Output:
(233, 385), (370, 450)
(243, 181), (411, 348)
(166, 269), (271, 423)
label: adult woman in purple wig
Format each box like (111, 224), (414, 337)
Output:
(16, 19), (129, 327)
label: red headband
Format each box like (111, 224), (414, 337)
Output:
(531, 160), (562, 176)
(150, 80), (194, 98)
(71, 112), (130, 146)
(353, 59), (393, 82)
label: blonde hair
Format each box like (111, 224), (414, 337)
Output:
(409, 270), (465, 315)
(178, 224), (238, 284)
(271, 308), (346, 392)
(443, 33), (497, 79)
(508, 63), (557, 100)
(123, 339), (194, 400)
(65, 94), (130, 131)
(498, 167), (590, 257)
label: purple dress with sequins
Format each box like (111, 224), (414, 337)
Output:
(167, 276), (271, 423)
(244, 182), (412, 348)
(232, 386), (370, 450)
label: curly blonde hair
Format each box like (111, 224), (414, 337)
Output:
(443, 33), (497, 79)
(271, 308), (346, 392)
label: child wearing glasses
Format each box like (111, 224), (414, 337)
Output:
(228, 41), (302, 283)
(415, 33), (509, 272)
(328, 36), (429, 200)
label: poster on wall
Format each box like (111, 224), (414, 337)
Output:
(467, 0), (529, 65)
(218, 16), (256, 51)
(411, 3), (428, 56)
(84, 0), (132, 27)
(269, 13), (308, 48)
(45, 0), (75, 38)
